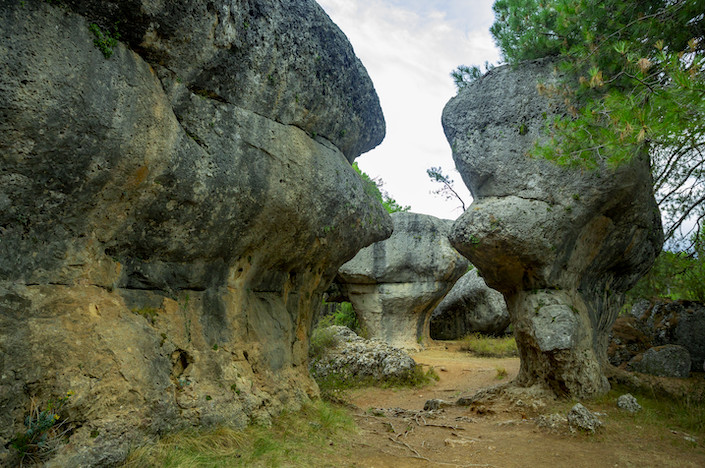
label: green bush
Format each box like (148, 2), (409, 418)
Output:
(11, 392), (73, 465)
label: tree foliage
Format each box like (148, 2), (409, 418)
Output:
(352, 163), (410, 214)
(627, 227), (705, 305)
(458, 0), (705, 245)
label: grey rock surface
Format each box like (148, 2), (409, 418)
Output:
(430, 269), (510, 339)
(617, 394), (642, 413)
(634, 300), (705, 372)
(442, 58), (663, 398)
(628, 345), (692, 378)
(338, 212), (470, 349)
(567, 403), (602, 434)
(0, 1), (390, 466)
(609, 299), (705, 372)
(309, 326), (417, 382)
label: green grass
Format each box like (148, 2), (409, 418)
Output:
(316, 364), (439, 399)
(591, 383), (705, 437)
(459, 333), (518, 358)
(122, 400), (356, 467)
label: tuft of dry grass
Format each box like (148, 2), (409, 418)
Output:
(460, 333), (518, 358)
(122, 400), (356, 467)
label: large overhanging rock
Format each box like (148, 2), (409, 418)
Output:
(442, 59), (663, 398)
(337, 212), (469, 350)
(0, 1), (391, 466)
(430, 269), (510, 340)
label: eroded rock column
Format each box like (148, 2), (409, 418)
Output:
(337, 212), (469, 349)
(442, 59), (663, 397)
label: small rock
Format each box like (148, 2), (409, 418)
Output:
(567, 403), (602, 434)
(424, 399), (452, 411)
(536, 413), (568, 431)
(444, 438), (477, 448)
(617, 394), (642, 413)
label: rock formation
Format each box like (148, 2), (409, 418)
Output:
(442, 59), (663, 398)
(309, 326), (417, 384)
(628, 345), (691, 378)
(609, 299), (705, 372)
(337, 212), (469, 349)
(430, 269), (510, 339)
(0, 1), (391, 465)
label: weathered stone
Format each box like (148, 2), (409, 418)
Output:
(607, 314), (653, 368)
(609, 299), (705, 372)
(442, 58), (663, 398)
(617, 393), (642, 413)
(430, 269), (510, 339)
(567, 403), (602, 434)
(635, 299), (705, 372)
(309, 326), (417, 383)
(628, 345), (692, 378)
(337, 212), (469, 349)
(424, 399), (453, 411)
(0, 1), (390, 466)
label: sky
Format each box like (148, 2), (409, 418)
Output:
(318, 0), (501, 221)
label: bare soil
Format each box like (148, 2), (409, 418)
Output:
(328, 342), (705, 468)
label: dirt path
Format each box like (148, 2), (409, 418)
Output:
(329, 343), (705, 468)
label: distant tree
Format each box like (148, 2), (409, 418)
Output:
(353, 163), (410, 214)
(426, 166), (467, 211)
(455, 0), (705, 246)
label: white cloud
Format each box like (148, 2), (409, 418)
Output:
(318, 0), (500, 220)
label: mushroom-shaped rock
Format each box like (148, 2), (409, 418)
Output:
(430, 268), (510, 339)
(0, 1), (391, 466)
(442, 59), (663, 398)
(338, 212), (469, 349)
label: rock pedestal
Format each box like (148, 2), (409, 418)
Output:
(442, 59), (663, 397)
(0, 1), (390, 466)
(338, 212), (469, 349)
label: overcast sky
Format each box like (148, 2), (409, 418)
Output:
(318, 0), (501, 220)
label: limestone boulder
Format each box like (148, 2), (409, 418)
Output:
(0, 1), (391, 466)
(309, 326), (417, 383)
(608, 299), (705, 372)
(633, 299), (705, 371)
(442, 59), (663, 398)
(628, 345), (692, 378)
(430, 269), (510, 339)
(337, 212), (469, 349)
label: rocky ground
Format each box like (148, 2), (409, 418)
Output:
(325, 342), (705, 467)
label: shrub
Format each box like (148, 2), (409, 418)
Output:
(11, 392), (73, 465)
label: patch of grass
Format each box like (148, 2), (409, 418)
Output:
(131, 307), (159, 325)
(460, 333), (518, 357)
(309, 318), (339, 361)
(317, 365), (439, 402)
(123, 400), (355, 467)
(591, 383), (705, 438)
(495, 367), (508, 380)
